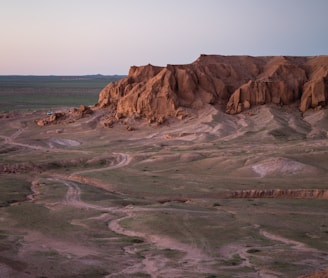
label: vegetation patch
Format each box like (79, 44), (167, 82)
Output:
(247, 248), (261, 254)
(0, 175), (31, 206)
(221, 254), (244, 266)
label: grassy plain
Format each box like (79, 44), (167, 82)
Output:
(0, 75), (124, 112)
(0, 81), (327, 277)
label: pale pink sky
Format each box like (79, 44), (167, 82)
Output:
(1, 0), (327, 75)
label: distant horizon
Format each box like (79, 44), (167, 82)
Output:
(2, 53), (328, 76)
(2, 0), (328, 75)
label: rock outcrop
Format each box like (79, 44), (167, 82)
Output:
(35, 105), (93, 126)
(35, 55), (328, 126)
(35, 112), (66, 126)
(96, 55), (328, 121)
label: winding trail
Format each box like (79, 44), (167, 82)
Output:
(47, 153), (132, 209)
(7, 120), (326, 276)
(260, 229), (318, 253)
(35, 148), (328, 277)
(45, 151), (216, 277)
(47, 152), (131, 195)
(0, 127), (90, 154)
(56, 177), (215, 277)
(107, 208), (214, 277)
(71, 153), (131, 176)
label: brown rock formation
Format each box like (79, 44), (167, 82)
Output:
(300, 57), (328, 112)
(35, 112), (66, 126)
(35, 105), (93, 126)
(96, 55), (328, 121)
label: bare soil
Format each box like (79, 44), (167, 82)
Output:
(0, 105), (327, 277)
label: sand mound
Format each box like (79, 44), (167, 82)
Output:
(252, 157), (319, 177)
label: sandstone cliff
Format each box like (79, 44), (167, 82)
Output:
(96, 55), (328, 121)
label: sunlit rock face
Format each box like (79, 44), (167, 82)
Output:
(96, 55), (328, 121)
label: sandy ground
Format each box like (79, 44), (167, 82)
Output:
(0, 105), (328, 277)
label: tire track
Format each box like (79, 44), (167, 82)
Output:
(70, 153), (131, 176)
(47, 152), (215, 277)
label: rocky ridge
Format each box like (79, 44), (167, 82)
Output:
(36, 55), (328, 126)
(96, 55), (328, 123)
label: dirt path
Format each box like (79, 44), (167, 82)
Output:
(217, 227), (326, 278)
(71, 153), (131, 176)
(46, 177), (117, 212)
(45, 150), (214, 276)
(39, 148), (327, 277)
(107, 208), (214, 277)
(51, 175), (215, 277)
(260, 229), (318, 253)
(0, 127), (26, 145)
(0, 127), (89, 154)
(46, 152), (132, 195)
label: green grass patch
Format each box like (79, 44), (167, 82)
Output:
(221, 254), (244, 266)
(5, 202), (98, 240)
(0, 175), (31, 207)
(0, 75), (124, 88)
(159, 248), (185, 260)
(247, 248), (261, 254)
(123, 237), (144, 244)
(0, 75), (125, 112)
(34, 250), (60, 257)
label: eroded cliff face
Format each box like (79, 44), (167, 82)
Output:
(300, 57), (328, 112)
(96, 55), (328, 121)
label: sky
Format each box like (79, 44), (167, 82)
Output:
(1, 0), (328, 75)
